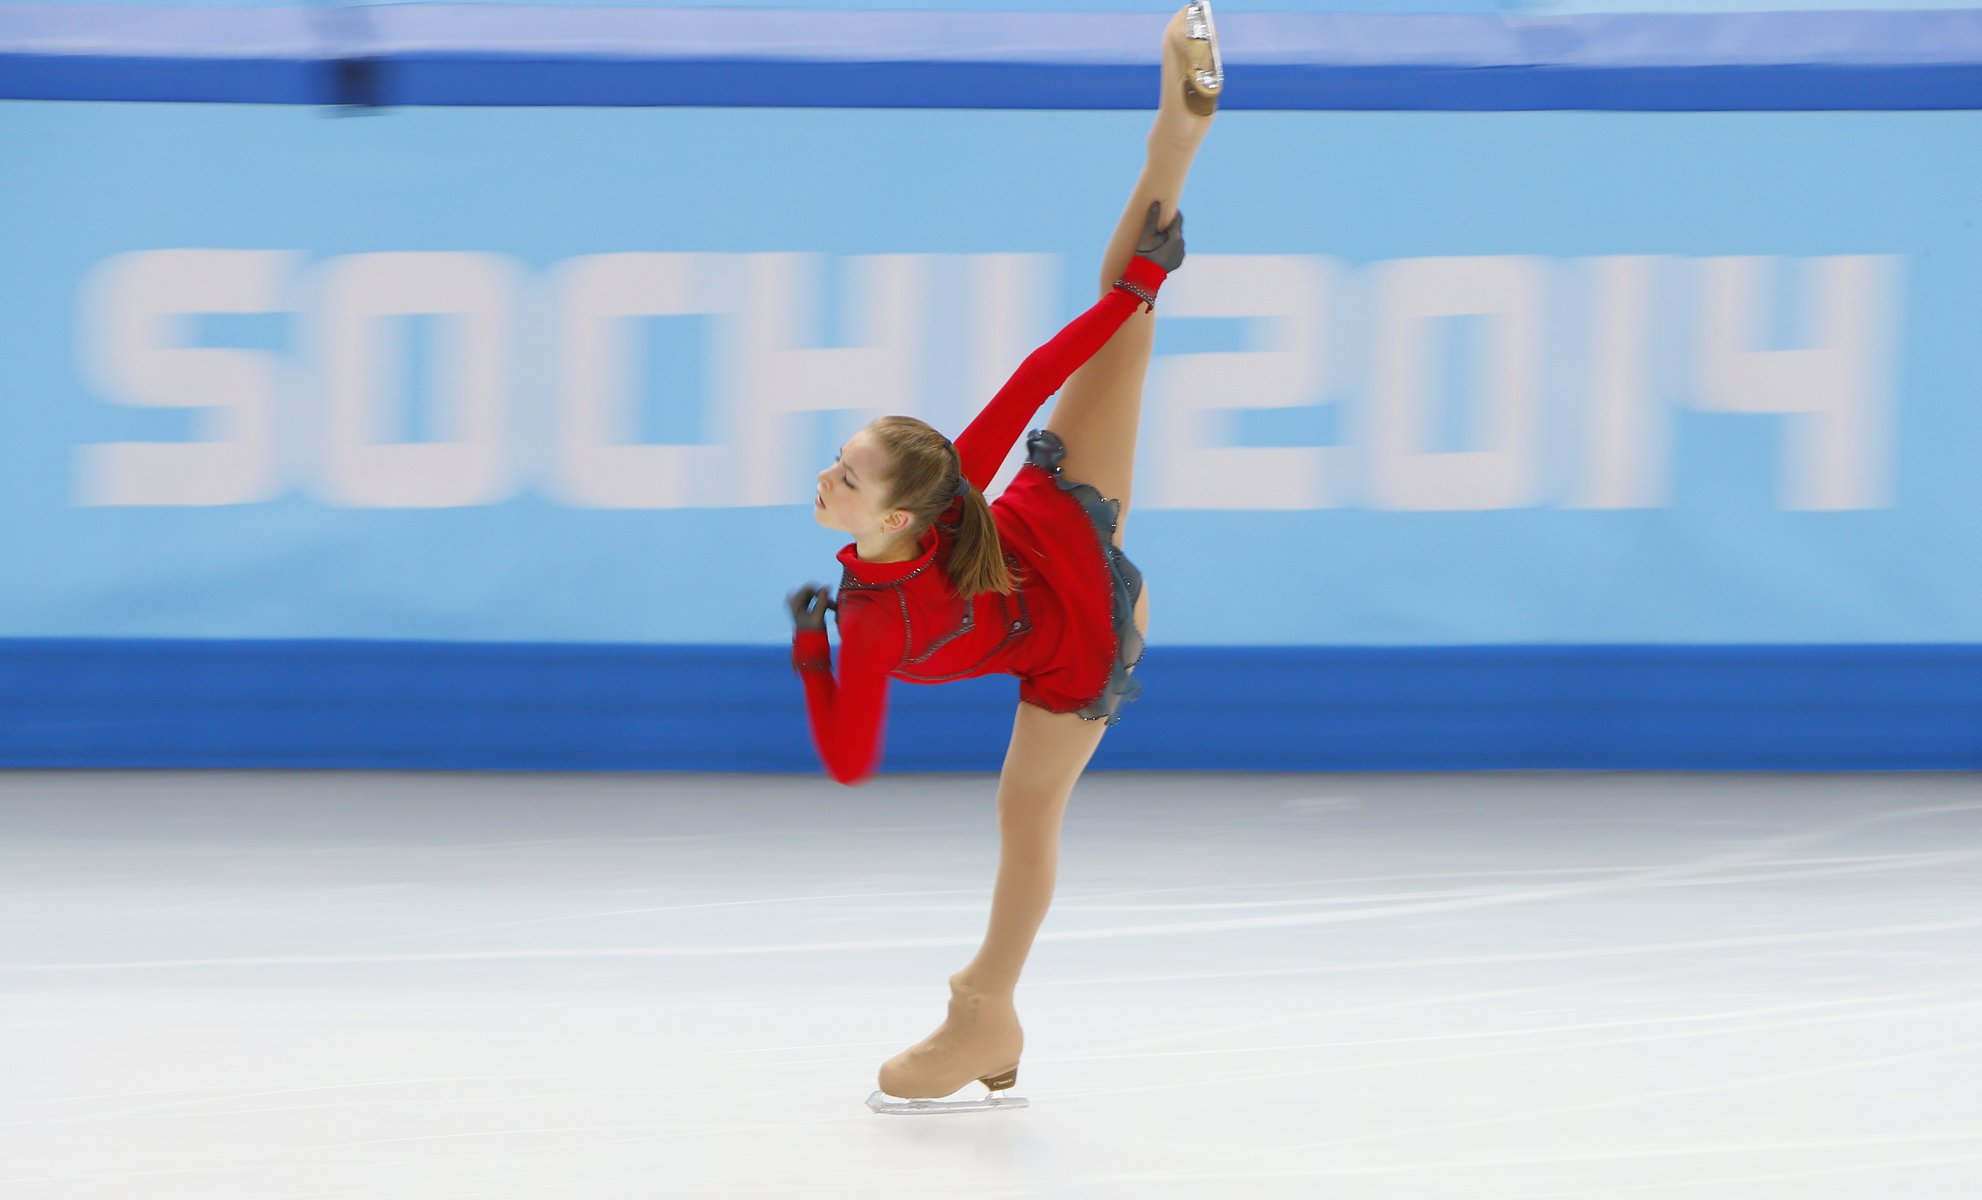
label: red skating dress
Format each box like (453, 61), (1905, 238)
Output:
(792, 256), (1168, 784)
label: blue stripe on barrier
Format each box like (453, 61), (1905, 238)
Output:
(2, 639), (1977, 771)
(5, 7), (1982, 110)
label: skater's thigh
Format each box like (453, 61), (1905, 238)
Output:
(995, 703), (1105, 829)
(1044, 319), (1155, 532)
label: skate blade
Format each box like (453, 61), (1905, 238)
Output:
(865, 1089), (1030, 1115)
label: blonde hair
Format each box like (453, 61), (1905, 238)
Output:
(866, 416), (1014, 597)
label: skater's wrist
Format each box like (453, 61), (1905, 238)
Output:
(1114, 256), (1168, 311)
(792, 628), (831, 672)
(1119, 254), (1168, 292)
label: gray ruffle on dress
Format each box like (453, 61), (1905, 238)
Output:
(1024, 428), (1145, 725)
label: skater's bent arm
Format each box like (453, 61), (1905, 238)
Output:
(792, 604), (902, 786)
(953, 256), (1169, 491)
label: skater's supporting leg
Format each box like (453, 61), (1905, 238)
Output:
(956, 703), (1107, 996)
(876, 702), (1102, 1100)
(1045, 6), (1215, 540)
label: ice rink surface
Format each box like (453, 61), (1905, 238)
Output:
(3, 769), (1978, 1198)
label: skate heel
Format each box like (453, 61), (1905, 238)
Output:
(979, 1065), (1019, 1091)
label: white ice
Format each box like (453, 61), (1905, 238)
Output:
(2, 770), (1978, 1199)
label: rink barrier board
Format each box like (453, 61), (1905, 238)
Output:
(2, 639), (1978, 772)
(5, 7), (1982, 109)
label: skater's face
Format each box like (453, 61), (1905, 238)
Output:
(814, 427), (911, 539)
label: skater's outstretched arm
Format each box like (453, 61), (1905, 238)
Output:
(792, 593), (904, 785)
(952, 248), (1171, 492)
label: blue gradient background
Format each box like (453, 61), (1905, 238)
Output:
(3, 102), (1979, 645)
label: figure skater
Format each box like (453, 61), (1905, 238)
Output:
(786, 2), (1222, 1114)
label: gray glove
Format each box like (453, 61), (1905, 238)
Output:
(1133, 201), (1185, 273)
(786, 583), (834, 633)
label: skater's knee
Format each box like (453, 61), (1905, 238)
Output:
(995, 779), (1081, 848)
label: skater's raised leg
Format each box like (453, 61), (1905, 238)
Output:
(1045, 2), (1219, 543)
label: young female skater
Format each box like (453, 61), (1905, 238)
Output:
(786, 3), (1222, 1114)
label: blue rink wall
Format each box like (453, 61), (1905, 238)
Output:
(2, 7), (1981, 770)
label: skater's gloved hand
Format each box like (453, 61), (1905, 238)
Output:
(1133, 201), (1185, 273)
(786, 582), (834, 633)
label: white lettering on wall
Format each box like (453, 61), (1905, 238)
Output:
(73, 249), (293, 506)
(1571, 256), (1667, 509)
(1695, 255), (1901, 511)
(548, 252), (733, 509)
(72, 250), (1906, 512)
(1364, 256), (1544, 512)
(312, 252), (516, 508)
(1150, 255), (1336, 509)
(967, 254), (1053, 499)
(732, 254), (926, 507)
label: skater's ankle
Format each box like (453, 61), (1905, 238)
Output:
(949, 970), (1014, 999)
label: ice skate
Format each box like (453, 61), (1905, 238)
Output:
(865, 1069), (1028, 1116)
(1175, 1), (1223, 117)
(866, 974), (1027, 1115)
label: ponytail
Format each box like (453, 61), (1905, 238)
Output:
(866, 416), (1015, 598)
(947, 481), (1014, 597)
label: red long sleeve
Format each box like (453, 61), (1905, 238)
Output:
(953, 255), (1169, 491)
(792, 256), (1168, 785)
(792, 602), (905, 786)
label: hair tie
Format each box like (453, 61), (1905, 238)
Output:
(952, 474), (970, 500)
